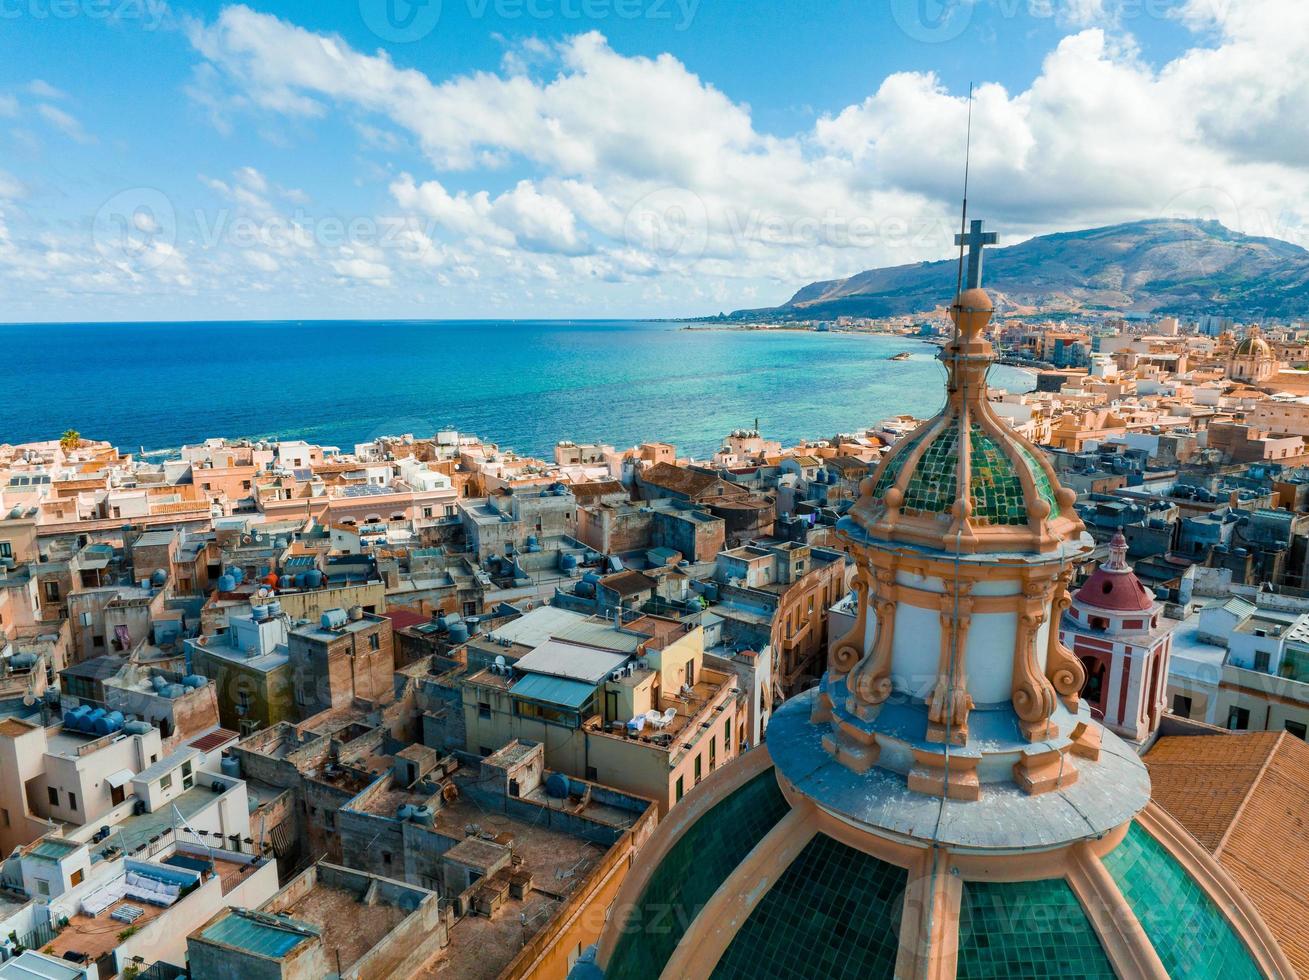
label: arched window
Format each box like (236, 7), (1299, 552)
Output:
(1080, 656), (1107, 712)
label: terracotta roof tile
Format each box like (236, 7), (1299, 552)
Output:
(1147, 732), (1309, 976)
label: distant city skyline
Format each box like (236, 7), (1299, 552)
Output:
(1, 0), (1306, 322)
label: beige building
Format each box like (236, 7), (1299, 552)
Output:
(461, 609), (741, 813)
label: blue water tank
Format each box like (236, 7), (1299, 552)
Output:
(448, 622), (470, 644)
(293, 573), (307, 588)
(321, 608), (348, 630)
(227, 567), (245, 585)
(576, 580), (596, 598)
(64, 705), (89, 731)
(397, 804), (416, 821)
(545, 773), (571, 799)
(409, 805), (433, 824)
(305, 570), (324, 588)
(583, 571), (601, 585)
(150, 569), (167, 587)
(184, 675), (207, 689)
(217, 574), (237, 593)
(267, 600), (282, 618)
(151, 674), (169, 690)
(8, 652), (37, 669)
(124, 720), (153, 735)
(162, 684), (187, 699)
(259, 565), (270, 577)
(278, 575), (293, 588)
(220, 755), (241, 777)
(561, 553), (579, 572)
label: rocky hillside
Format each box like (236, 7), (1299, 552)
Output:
(732, 219), (1309, 320)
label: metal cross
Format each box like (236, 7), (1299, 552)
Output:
(955, 218), (998, 290)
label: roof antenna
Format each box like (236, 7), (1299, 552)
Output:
(952, 82), (976, 335)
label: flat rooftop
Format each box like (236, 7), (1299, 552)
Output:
(276, 883), (408, 974)
(421, 806), (613, 979)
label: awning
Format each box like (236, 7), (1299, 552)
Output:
(106, 769), (134, 789)
(510, 673), (596, 710)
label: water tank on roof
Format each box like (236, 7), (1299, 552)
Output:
(124, 720), (152, 736)
(553, 486), (567, 496)
(251, 604), (269, 622)
(321, 608), (348, 630)
(259, 566), (270, 578)
(560, 553), (579, 572)
(227, 567), (245, 585)
(278, 575), (293, 589)
(526, 535), (539, 551)
(64, 705), (89, 731)
(267, 600), (282, 618)
(161, 684), (187, 699)
(8, 652), (37, 669)
(151, 569), (167, 587)
(348, 605), (364, 621)
(221, 755), (241, 777)
(151, 674), (169, 690)
(293, 573), (307, 588)
(217, 575), (237, 593)
(184, 675), (207, 689)
(397, 804), (416, 821)
(582, 571), (601, 585)
(409, 805), (433, 824)
(448, 622), (470, 644)
(305, 570), (324, 588)
(545, 773), (572, 799)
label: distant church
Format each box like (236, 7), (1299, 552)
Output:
(1227, 325), (1277, 385)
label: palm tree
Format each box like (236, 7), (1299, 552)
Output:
(59, 429), (81, 452)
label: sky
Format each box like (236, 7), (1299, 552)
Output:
(0, 0), (1306, 322)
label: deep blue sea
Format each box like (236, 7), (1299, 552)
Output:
(0, 320), (1034, 458)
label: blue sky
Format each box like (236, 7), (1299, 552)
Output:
(0, 0), (1305, 321)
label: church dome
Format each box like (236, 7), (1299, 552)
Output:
(1074, 531), (1155, 613)
(1233, 326), (1272, 358)
(573, 231), (1294, 980)
(848, 287), (1081, 555)
(583, 738), (1286, 979)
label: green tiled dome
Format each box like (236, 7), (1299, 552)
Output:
(711, 832), (906, 979)
(889, 421), (1058, 524)
(605, 768), (791, 980)
(1102, 822), (1260, 980)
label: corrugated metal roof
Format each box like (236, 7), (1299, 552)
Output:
(202, 910), (317, 958)
(513, 639), (628, 684)
(0, 950), (89, 980)
(510, 672), (597, 709)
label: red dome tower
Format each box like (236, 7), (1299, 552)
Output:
(1061, 532), (1175, 742)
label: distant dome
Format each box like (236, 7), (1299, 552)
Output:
(1233, 326), (1272, 358)
(1074, 531), (1155, 613)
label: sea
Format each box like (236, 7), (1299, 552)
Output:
(0, 320), (1035, 459)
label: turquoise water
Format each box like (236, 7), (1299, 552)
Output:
(0, 320), (1033, 457)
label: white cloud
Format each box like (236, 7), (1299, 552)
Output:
(26, 79), (67, 100)
(9, 0), (1309, 319)
(37, 104), (93, 143)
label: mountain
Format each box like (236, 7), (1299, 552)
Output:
(731, 219), (1309, 321)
